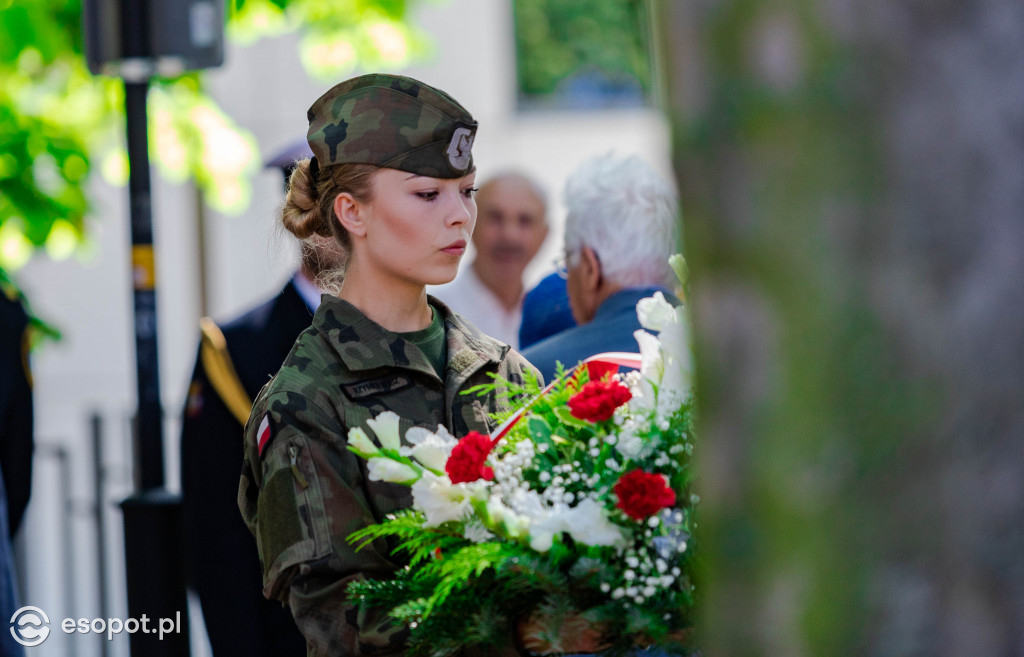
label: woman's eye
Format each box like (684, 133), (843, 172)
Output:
(462, 187), (479, 198)
(416, 191), (439, 201)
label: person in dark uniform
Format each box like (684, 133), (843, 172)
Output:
(0, 277), (33, 538)
(1, 275), (33, 657)
(179, 143), (345, 657)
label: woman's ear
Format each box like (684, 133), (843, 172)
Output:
(334, 192), (366, 237)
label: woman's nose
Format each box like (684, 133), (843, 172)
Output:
(446, 192), (473, 226)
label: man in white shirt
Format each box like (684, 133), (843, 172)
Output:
(430, 172), (548, 348)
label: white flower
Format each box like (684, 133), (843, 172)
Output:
(528, 511), (569, 553)
(634, 329), (664, 384)
(486, 495), (509, 524)
(462, 519), (495, 544)
(411, 471), (472, 527)
(366, 411), (402, 452)
(615, 424), (645, 461)
(656, 308), (693, 404)
(563, 499), (626, 548)
(637, 291), (676, 332)
(401, 426), (457, 472)
(366, 457), (419, 484)
(347, 427), (379, 456)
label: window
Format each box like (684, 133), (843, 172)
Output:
(513, 0), (654, 110)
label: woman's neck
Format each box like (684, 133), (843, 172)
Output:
(337, 262), (432, 333)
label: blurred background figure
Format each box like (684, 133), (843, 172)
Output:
(0, 283), (33, 539)
(522, 154), (679, 382)
(0, 283), (32, 657)
(518, 271), (576, 351)
(430, 172), (549, 348)
(179, 142), (344, 657)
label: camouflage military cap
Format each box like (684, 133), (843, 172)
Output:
(306, 73), (477, 179)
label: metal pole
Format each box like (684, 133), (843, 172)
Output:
(121, 78), (191, 657)
(90, 413), (110, 657)
(119, 8), (189, 650)
(124, 77), (165, 491)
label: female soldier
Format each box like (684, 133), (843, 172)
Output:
(237, 74), (539, 656)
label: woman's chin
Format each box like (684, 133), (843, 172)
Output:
(422, 265), (461, 287)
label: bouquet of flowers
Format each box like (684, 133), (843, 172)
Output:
(346, 257), (695, 656)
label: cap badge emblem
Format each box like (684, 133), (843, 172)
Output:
(446, 127), (474, 171)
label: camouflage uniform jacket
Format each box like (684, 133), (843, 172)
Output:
(239, 295), (539, 656)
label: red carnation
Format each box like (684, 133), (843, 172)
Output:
(445, 431), (496, 484)
(613, 470), (676, 521)
(585, 360), (619, 383)
(567, 380), (632, 423)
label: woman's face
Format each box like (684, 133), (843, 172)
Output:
(353, 167), (478, 288)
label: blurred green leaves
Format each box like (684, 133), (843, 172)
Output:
(513, 0), (652, 108)
(0, 0), (427, 272)
(228, 0), (431, 80)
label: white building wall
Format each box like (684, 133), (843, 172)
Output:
(14, 1), (669, 655)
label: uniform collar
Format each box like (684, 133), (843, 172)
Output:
(432, 294), (510, 376)
(311, 295), (508, 380)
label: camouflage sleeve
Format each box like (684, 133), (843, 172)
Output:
(506, 349), (545, 394)
(243, 391), (408, 656)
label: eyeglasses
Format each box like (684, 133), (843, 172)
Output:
(554, 254), (569, 279)
(555, 248), (601, 281)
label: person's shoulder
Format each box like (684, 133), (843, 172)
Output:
(274, 323), (335, 382)
(247, 326), (340, 424)
(498, 346), (544, 386)
(220, 281), (308, 338)
(520, 321), (599, 382)
(0, 286), (29, 332)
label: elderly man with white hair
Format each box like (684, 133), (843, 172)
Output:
(522, 154), (680, 382)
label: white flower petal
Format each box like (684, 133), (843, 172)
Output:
(411, 472), (472, 527)
(564, 499), (626, 547)
(403, 426), (457, 471)
(366, 457), (419, 484)
(347, 427), (379, 456)
(366, 411), (402, 451)
(409, 438), (452, 472)
(463, 520), (495, 544)
(634, 329), (664, 386)
(636, 292), (676, 332)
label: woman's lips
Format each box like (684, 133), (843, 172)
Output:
(441, 240), (467, 256)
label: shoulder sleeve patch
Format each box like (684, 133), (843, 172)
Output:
(257, 414), (272, 456)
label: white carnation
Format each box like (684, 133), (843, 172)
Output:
(401, 426), (457, 472)
(411, 471), (473, 527)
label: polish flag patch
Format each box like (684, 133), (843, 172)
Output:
(257, 415), (272, 456)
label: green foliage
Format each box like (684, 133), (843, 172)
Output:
(0, 0), (427, 276)
(512, 0), (652, 108)
(227, 0), (432, 81)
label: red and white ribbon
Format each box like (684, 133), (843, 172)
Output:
(489, 352), (642, 444)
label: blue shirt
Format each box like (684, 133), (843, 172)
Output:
(521, 286), (674, 382)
